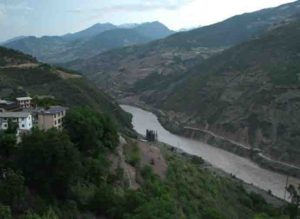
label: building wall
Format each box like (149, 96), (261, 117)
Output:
(18, 100), (31, 109)
(19, 115), (33, 130)
(0, 115), (32, 131)
(53, 111), (65, 130)
(38, 111), (65, 131)
(38, 114), (54, 131)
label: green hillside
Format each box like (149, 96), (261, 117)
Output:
(4, 22), (174, 63)
(0, 47), (37, 66)
(64, 0), (300, 98)
(0, 47), (132, 131)
(0, 40), (293, 219)
(157, 20), (300, 165)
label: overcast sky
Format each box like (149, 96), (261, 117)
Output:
(0, 0), (295, 42)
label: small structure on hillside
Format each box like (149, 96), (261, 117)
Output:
(36, 106), (67, 131)
(146, 129), (158, 142)
(0, 99), (19, 112)
(0, 112), (33, 132)
(16, 97), (32, 109)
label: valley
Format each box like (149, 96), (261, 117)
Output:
(3, 22), (174, 63)
(2, 1), (300, 218)
(121, 104), (300, 200)
(59, 1), (300, 170)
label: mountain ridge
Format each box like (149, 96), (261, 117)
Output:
(148, 19), (300, 166)
(63, 0), (300, 99)
(0, 46), (132, 132)
(3, 21), (174, 63)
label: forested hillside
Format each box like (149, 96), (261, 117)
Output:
(0, 47), (132, 131)
(64, 0), (300, 98)
(0, 35), (295, 219)
(154, 19), (300, 165)
(3, 22), (174, 63)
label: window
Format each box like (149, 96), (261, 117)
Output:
(22, 124), (25, 128)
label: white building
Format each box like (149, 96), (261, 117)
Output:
(0, 112), (33, 132)
(16, 97), (32, 109)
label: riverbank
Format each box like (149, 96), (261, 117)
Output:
(119, 98), (300, 178)
(121, 104), (300, 200)
(120, 135), (290, 218)
(156, 142), (288, 207)
(125, 130), (288, 207)
(167, 120), (300, 178)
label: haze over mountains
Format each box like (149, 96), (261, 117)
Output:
(2, 1), (300, 218)
(0, 47), (131, 131)
(64, 0), (300, 97)
(3, 21), (174, 63)
(158, 19), (300, 165)
(63, 0), (300, 165)
(3, 0), (300, 166)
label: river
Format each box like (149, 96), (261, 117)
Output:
(121, 105), (300, 200)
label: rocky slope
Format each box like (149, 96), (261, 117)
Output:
(153, 19), (300, 166)
(3, 22), (174, 63)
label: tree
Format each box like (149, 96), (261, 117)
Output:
(6, 119), (18, 135)
(286, 184), (300, 219)
(23, 208), (59, 219)
(0, 132), (17, 158)
(0, 119), (18, 158)
(64, 107), (119, 153)
(0, 169), (26, 211)
(17, 129), (81, 199)
(0, 205), (13, 219)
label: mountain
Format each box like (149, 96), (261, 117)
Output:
(62, 22), (117, 41)
(132, 21), (175, 40)
(118, 23), (139, 29)
(50, 28), (157, 63)
(2, 35), (28, 44)
(0, 47), (132, 131)
(64, 0), (300, 98)
(3, 36), (71, 62)
(3, 22), (174, 63)
(150, 19), (300, 166)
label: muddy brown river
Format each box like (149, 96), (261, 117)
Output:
(121, 105), (300, 200)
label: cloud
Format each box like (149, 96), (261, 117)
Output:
(0, 0), (33, 15)
(0, 6), (5, 24)
(68, 0), (194, 15)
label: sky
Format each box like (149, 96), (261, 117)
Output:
(0, 0), (296, 42)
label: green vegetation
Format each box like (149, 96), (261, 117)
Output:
(0, 107), (292, 218)
(286, 185), (300, 219)
(0, 47), (36, 66)
(0, 28), (297, 218)
(4, 22), (173, 64)
(0, 47), (132, 133)
(124, 141), (140, 167)
(63, 0), (300, 98)
(155, 20), (300, 165)
(0, 107), (120, 218)
(32, 96), (61, 108)
(18, 129), (81, 199)
(64, 107), (119, 153)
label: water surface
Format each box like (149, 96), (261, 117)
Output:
(121, 105), (300, 200)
